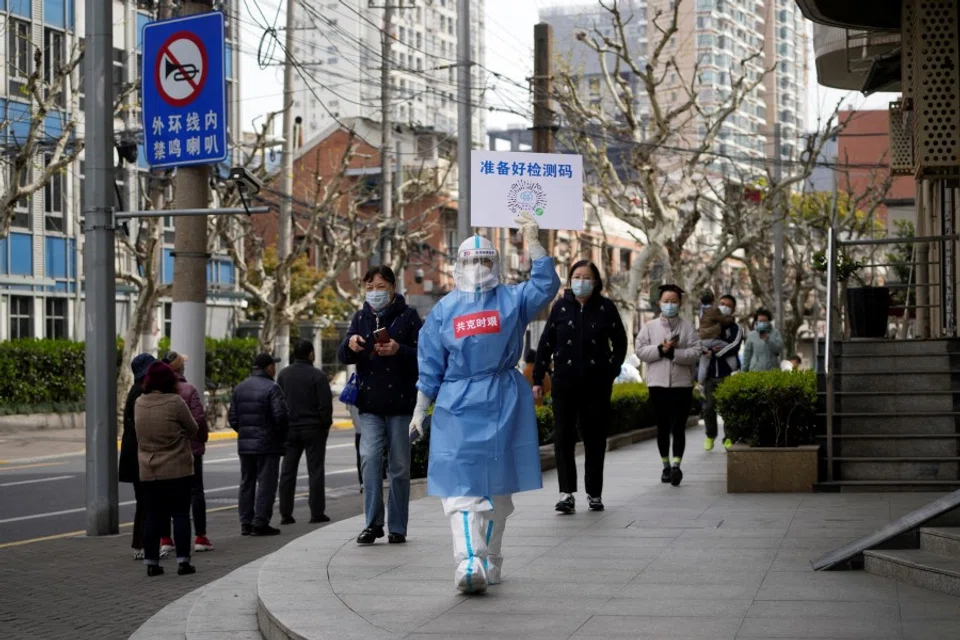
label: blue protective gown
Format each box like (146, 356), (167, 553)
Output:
(417, 256), (561, 498)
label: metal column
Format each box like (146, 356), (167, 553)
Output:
(83, 0), (119, 536)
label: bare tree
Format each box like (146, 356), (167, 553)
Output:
(736, 169), (891, 353)
(0, 41), (84, 237)
(552, 0), (841, 335)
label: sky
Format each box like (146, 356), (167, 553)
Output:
(237, 0), (897, 138)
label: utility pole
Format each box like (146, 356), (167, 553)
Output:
(532, 23), (555, 255)
(773, 123), (784, 331)
(380, 1), (395, 265)
(276, 0), (297, 369)
(84, 0), (118, 536)
(171, 0), (212, 397)
(456, 0), (472, 241)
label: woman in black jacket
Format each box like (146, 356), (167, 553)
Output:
(533, 260), (627, 514)
(337, 266), (422, 545)
(118, 353), (157, 560)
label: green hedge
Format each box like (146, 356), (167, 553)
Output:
(0, 340), (87, 407)
(158, 336), (258, 391)
(411, 382), (654, 479)
(0, 337), (259, 415)
(714, 370), (817, 447)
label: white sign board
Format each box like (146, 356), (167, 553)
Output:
(470, 150), (584, 231)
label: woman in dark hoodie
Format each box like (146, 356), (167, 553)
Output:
(534, 260), (627, 514)
(119, 353), (157, 560)
(338, 265), (423, 545)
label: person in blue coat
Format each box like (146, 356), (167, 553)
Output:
(409, 212), (561, 594)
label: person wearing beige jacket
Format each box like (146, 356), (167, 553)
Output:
(135, 361), (199, 577)
(635, 284), (701, 487)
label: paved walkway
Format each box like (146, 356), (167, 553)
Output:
(0, 484), (364, 640)
(146, 424), (960, 640)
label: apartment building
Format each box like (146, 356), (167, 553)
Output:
(0, 0), (243, 343)
(291, 0), (486, 146)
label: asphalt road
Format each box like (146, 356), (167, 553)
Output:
(0, 428), (360, 546)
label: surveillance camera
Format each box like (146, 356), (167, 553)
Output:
(229, 166), (262, 196)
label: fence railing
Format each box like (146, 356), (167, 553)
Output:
(822, 229), (959, 481)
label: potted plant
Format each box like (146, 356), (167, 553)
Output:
(813, 250), (890, 339)
(714, 370), (820, 493)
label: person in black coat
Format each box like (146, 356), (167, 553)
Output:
(337, 265), (422, 545)
(119, 353), (157, 560)
(533, 260), (627, 514)
(228, 353), (289, 536)
(277, 339), (334, 525)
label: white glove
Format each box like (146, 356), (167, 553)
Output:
(515, 211), (547, 261)
(409, 390), (431, 443)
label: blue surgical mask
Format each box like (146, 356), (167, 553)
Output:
(366, 291), (391, 312)
(660, 302), (679, 318)
(756, 321), (771, 332)
(571, 279), (594, 298)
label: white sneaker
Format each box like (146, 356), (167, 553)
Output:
(132, 549), (144, 561)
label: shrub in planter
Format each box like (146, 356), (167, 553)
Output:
(0, 339), (87, 406)
(714, 370), (817, 447)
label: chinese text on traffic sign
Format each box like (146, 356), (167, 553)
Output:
(142, 12), (227, 169)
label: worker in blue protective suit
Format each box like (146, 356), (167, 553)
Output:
(409, 212), (561, 594)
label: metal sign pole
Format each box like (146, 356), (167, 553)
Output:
(83, 0), (119, 536)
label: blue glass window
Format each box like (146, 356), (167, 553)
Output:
(10, 233), (33, 275)
(0, 238), (7, 275)
(225, 44), (233, 78)
(9, 0), (31, 18)
(137, 12), (151, 50)
(45, 236), (67, 277)
(44, 0), (66, 28)
(162, 248), (173, 283)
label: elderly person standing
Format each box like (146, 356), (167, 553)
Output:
(135, 361), (199, 576)
(119, 353), (156, 561)
(161, 351), (212, 552)
(742, 308), (784, 372)
(229, 353), (289, 537)
(636, 284), (701, 487)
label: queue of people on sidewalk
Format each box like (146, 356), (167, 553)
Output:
(117, 234), (792, 585)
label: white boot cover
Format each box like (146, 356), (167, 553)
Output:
(482, 494), (515, 585)
(442, 497), (493, 594)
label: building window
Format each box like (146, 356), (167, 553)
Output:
(113, 47), (125, 99)
(5, 164), (30, 229)
(10, 296), (33, 339)
(45, 298), (67, 339)
(8, 19), (31, 96)
(44, 28), (65, 107)
(44, 156), (65, 232)
(163, 302), (172, 338)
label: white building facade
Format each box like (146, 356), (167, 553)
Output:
(292, 0), (486, 145)
(0, 0), (244, 343)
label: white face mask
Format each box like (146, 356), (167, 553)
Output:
(718, 304), (733, 317)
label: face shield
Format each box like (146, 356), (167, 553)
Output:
(455, 235), (501, 294)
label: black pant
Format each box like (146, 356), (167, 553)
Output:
(191, 455), (206, 536)
(239, 454), (281, 527)
(702, 377), (721, 439)
(552, 382), (612, 497)
(142, 476), (192, 563)
(649, 386), (694, 464)
(279, 426), (330, 520)
(131, 479), (145, 550)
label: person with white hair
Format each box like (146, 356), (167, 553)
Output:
(409, 212), (560, 594)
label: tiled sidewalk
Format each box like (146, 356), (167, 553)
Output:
(237, 424), (960, 639)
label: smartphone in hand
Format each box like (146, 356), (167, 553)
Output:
(374, 328), (391, 345)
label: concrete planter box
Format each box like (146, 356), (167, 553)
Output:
(727, 444), (820, 493)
